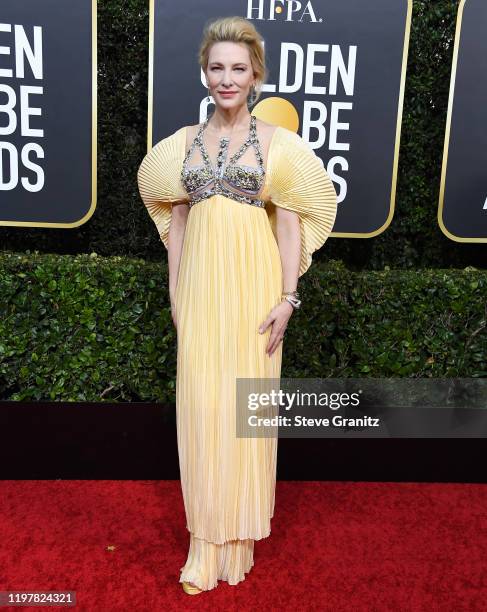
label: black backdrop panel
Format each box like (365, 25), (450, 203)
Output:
(0, 0), (96, 227)
(439, 0), (487, 242)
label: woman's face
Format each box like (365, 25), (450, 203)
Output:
(205, 42), (255, 111)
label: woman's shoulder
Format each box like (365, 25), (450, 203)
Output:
(254, 117), (280, 144)
(254, 117), (277, 132)
(182, 123), (202, 149)
(254, 119), (312, 154)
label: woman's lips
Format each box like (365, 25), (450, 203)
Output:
(219, 91), (237, 97)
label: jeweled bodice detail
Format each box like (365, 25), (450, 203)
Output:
(181, 114), (266, 209)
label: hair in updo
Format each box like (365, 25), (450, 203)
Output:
(199, 16), (267, 104)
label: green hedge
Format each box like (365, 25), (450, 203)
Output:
(0, 0), (484, 270)
(0, 252), (485, 402)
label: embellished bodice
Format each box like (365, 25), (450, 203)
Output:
(180, 114), (266, 209)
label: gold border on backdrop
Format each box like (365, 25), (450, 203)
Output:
(147, 0), (155, 151)
(437, 0), (486, 243)
(147, 0), (413, 239)
(0, 0), (97, 229)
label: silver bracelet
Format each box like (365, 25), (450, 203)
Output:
(282, 290), (300, 297)
(283, 295), (302, 309)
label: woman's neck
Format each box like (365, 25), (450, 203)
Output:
(206, 107), (252, 135)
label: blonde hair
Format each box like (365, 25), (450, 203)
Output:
(199, 16), (267, 104)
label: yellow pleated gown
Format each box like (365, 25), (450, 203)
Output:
(137, 120), (337, 589)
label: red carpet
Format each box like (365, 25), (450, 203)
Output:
(1, 481), (486, 611)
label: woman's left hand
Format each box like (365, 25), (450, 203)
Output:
(259, 300), (295, 357)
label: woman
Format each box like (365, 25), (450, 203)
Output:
(137, 16), (337, 594)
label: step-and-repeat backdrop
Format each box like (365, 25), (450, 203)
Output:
(150, 0), (412, 237)
(1, 0), (485, 242)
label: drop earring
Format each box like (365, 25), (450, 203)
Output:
(206, 85), (211, 102)
(247, 84), (257, 107)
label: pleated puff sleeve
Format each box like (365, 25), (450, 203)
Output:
(137, 126), (189, 250)
(265, 127), (338, 278)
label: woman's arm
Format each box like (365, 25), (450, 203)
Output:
(259, 206), (301, 357)
(275, 207), (301, 293)
(168, 202), (189, 308)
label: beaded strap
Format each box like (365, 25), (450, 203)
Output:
(182, 122), (207, 173)
(227, 116), (264, 169)
(195, 114), (264, 173)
